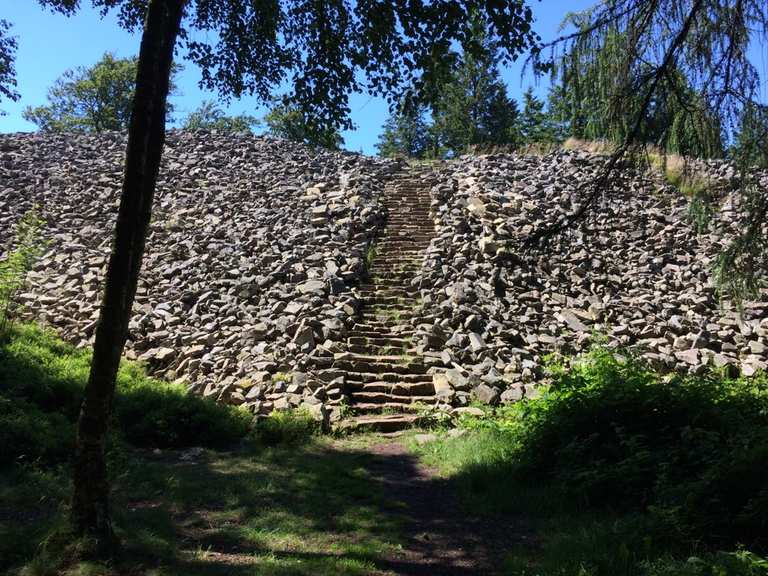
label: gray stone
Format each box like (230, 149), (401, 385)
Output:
(472, 383), (500, 405)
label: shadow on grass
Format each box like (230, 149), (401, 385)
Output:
(110, 440), (403, 576)
(1, 325), (519, 575)
(3, 435), (520, 576)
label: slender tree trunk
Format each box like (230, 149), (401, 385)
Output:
(71, 0), (185, 553)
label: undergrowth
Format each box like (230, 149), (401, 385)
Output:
(414, 346), (768, 575)
(0, 322), (251, 466)
(1, 323), (390, 576)
(254, 408), (320, 445)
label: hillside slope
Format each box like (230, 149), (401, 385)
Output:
(2, 134), (766, 420)
(413, 151), (768, 405)
(1, 131), (398, 416)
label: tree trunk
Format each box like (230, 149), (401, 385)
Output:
(71, 0), (185, 553)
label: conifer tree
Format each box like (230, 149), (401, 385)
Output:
(529, 0), (768, 302)
(431, 15), (520, 156)
(519, 87), (555, 145)
(376, 104), (431, 158)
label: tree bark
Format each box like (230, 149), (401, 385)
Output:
(71, 0), (185, 553)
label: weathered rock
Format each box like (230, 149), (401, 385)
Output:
(472, 383), (500, 406)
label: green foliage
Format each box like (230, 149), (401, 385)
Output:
(547, 20), (724, 158)
(416, 347), (768, 573)
(0, 208), (46, 337)
(31, 0), (537, 138)
(376, 104), (432, 159)
(532, 1), (767, 302)
(182, 99), (259, 132)
(3, 437), (400, 575)
(0, 323), (250, 466)
(264, 103), (343, 149)
(254, 408), (320, 446)
(519, 87), (558, 145)
(364, 243), (377, 272)
(515, 350), (768, 545)
(22, 52), (178, 132)
(0, 19), (18, 109)
(644, 551), (768, 576)
(733, 104), (768, 169)
(429, 15), (520, 156)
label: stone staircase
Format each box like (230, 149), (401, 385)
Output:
(334, 165), (438, 432)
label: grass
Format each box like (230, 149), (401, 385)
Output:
(562, 137), (617, 155)
(365, 243), (377, 273)
(0, 323), (251, 466)
(410, 346), (768, 575)
(6, 322), (768, 575)
(6, 439), (403, 575)
(0, 323), (403, 575)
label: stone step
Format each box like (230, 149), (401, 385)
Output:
(371, 260), (422, 267)
(347, 329), (405, 339)
(346, 343), (414, 355)
(356, 314), (415, 322)
(385, 220), (432, 225)
(333, 359), (427, 375)
(349, 402), (421, 414)
(349, 391), (438, 405)
(335, 413), (419, 433)
(363, 302), (420, 311)
(356, 288), (416, 297)
(347, 381), (436, 395)
(348, 322), (406, 331)
(344, 371), (434, 384)
(370, 249), (424, 255)
(331, 168), (439, 421)
(371, 257), (423, 265)
(335, 351), (418, 363)
(347, 335), (411, 346)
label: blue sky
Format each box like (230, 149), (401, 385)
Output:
(1, 0), (740, 154)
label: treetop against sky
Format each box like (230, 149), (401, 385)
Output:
(1, 0), (596, 154)
(2, 1), (766, 154)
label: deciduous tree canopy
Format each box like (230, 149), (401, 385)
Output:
(264, 104), (343, 149)
(17, 0), (540, 552)
(23, 52), (177, 132)
(0, 20), (18, 111)
(182, 100), (258, 132)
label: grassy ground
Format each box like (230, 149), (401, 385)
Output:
(4, 323), (768, 575)
(411, 348), (768, 576)
(0, 324), (402, 575)
(3, 438), (402, 576)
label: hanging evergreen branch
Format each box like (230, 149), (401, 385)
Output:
(525, 0), (768, 303)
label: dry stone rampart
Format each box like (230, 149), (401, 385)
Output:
(412, 151), (767, 405)
(2, 134), (767, 422)
(1, 131), (399, 415)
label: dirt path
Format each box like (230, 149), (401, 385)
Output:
(364, 439), (525, 576)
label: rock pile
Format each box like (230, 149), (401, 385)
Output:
(3, 132), (766, 420)
(0, 131), (399, 415)
(412, 150), (768, 404)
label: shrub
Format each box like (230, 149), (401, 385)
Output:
(453, 347), (768, 551)
(644, 551), (768, 576)
(0, 323), (251, 465)
(0, 208), (46, 337)
(254, 409), (320, 446)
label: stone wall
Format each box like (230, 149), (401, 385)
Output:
(3, 133), (766, 416)
(1, 131), (399, 410)
(413, 150), (768, 404)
